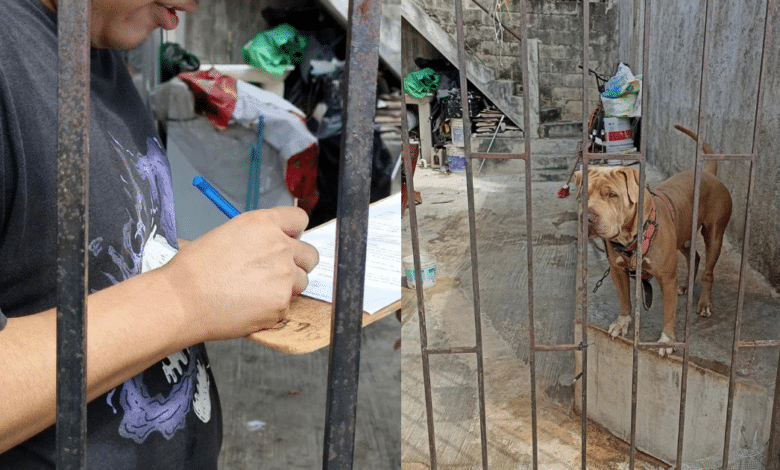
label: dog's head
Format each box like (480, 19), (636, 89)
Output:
(573, 166), (644, 243)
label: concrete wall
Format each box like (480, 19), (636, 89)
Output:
(620, 0), (780, 291)
(407, 0), (619, 120)
(181, 0), (311, 64)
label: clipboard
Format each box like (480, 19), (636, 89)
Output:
(245, 193), (401, 354)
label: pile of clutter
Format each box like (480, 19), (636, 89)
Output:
(403, 58), (520, 172)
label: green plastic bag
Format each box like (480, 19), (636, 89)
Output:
(242, 24), (307, 75)
(404, 68), (440, 98)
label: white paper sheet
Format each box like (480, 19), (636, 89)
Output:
(301, 193), (401, 314)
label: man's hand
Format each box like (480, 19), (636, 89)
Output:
(161, 206), (319, 342)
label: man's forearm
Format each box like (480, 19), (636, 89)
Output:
(0, 268), (194, 453)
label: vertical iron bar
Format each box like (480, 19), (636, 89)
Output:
(400, 92), (438, 468)
(769, 347), (780, 470)
(628, 161), (646, 470)
(515, 0), (539, 468)
(723, 1), (774, 468)
(629, 3), (651, 467)
(579, 2), (590, 468)
(762, 3), (779, 464)
(322, 0), (381, 467)
(677, 1), (714, 468)
(56, 0), (91, 468)
(455, 0), (489, 467)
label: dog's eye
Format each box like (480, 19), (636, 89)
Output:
(608, 192), (618, 198)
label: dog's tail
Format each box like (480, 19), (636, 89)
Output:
(674, 125), (718, 175)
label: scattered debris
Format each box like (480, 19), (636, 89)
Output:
(246, 420), (266, 432)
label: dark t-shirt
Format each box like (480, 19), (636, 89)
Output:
(0, 1), (222, 467)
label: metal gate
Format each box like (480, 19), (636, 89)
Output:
(401, 0), (779, 469)
(54, 0), (381, 468)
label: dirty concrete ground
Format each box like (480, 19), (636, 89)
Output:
(207, 314), (401, 469)
(401, 152), (668, 469)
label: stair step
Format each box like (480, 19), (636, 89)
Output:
(539, 107), (561, 124)
(538, 120), (583, 138)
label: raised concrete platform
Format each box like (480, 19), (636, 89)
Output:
(572, 166), (780, 466)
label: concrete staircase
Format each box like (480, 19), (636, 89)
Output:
(318, 0), (401, 79)
(401, 0), (539, 137)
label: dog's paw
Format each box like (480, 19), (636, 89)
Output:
(697, 300), (713, 318)
(677, 285), (688, 295)
(608, 315), (631, 338)
(658, 332), (675, 357)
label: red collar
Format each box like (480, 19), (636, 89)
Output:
(612, 197), (658, 280)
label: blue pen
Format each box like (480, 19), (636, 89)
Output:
(193, 175), (241, 219)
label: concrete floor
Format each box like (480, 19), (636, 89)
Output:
(208, 314), (401, 469)
(401, 152), (668, 469)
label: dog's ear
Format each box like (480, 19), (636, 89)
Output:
(618, 167), (640, 205)
(573, 170), (583, 199)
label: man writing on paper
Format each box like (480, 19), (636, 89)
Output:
(0, 0), (318, 468)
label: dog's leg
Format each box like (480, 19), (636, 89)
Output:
(608, 266), (632, 338)
(657, 274), (679, 357)
(677, 242), (700, 295)
(697, 225), (725, 317)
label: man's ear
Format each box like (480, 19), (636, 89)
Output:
(619, 167), (640, 205)
(573, 170), (583, 199)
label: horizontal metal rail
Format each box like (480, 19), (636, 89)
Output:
(424, 347), (478, 355)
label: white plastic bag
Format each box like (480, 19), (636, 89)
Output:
(601, 63), (642, 117)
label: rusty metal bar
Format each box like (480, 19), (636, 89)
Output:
(515, 1), (542, 464)
(401, 94), (439, 469)
(425, 347), (478, 355)
(721, 1), (774, 468)
(722, 159), (757, 470)
(740, 340), (780, 348)
(583, 152), (640, 160)
(676, 0), (715, 467)
(534, 344), (588, 352)
(701, 153), (758, 161)
(470, 152), (527, 160)
(455, 0), (489, 466)
(578, 1), (591, 469)
(638, 341), (686, 350)
(628, 157), (647, 470)
(56, 0), (91, 467)
(770, 346), (780, 470)
(628, 0), (652, 467)
(322, 0), (381, 467)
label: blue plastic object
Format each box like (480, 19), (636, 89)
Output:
(245, 116), (264, 212)
(193, 175), (241, 219)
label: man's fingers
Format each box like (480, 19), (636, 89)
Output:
(266, 206), (309, 238)
(292, 268), (310, 296)
(293, 240), (319, 273)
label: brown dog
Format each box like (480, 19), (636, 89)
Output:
(575, 125), (732, 356)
